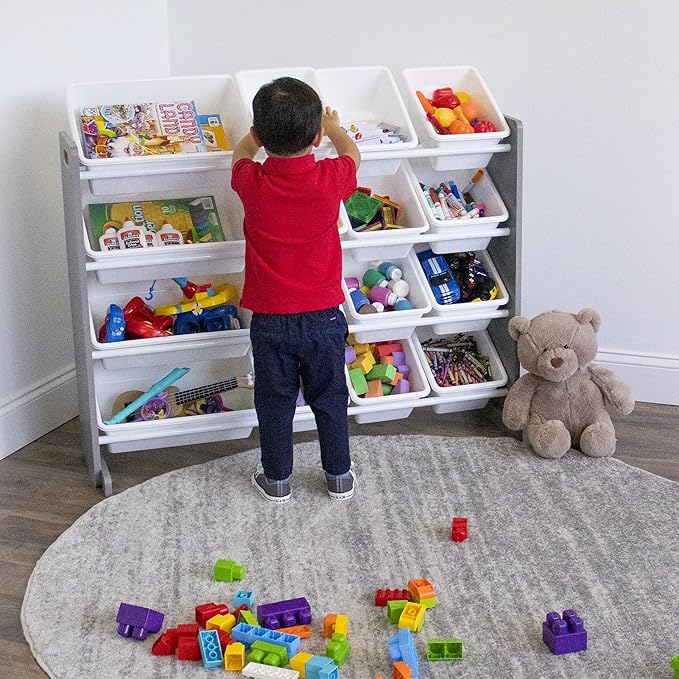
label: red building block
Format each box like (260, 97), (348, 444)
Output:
(151, 629), (178, 656)
(176, 623), (200, 637)
(177, 635), (201, 661)
(232, 604), (249, 617)
(217, 629), (233, 651)
(452, 517), (468, 542)
(375, 589), (409, 607)
(195, 603), (229, 627)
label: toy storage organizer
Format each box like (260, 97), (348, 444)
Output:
(61, 68), (522, 496)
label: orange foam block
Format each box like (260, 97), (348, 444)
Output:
(366, 380), (384, 397)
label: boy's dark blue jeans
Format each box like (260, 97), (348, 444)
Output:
(249, 308), (351, 481)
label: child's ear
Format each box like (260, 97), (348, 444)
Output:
(312, 127), (324, 148)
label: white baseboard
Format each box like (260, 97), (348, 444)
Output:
(0, 366), (78, 461)
(596, 348), (679, 406)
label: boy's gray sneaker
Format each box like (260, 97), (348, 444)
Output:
(325, 468), (356, 500)
(251, 467), (291, 504)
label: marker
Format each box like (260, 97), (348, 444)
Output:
(461, 170), (484, 196)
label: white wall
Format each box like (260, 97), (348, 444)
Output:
(0, 2), (170, 459)
(168, 0), (679, 403)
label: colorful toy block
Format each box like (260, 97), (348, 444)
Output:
(344, 346), (357, 365)
(399, 603), (425, 632)
(350, 351), (376, 374)
(291, 651), (314, 677)
(325, 633), (350, 666)
(231, 623), (301, 659)
(322, 614), (337, 638)
(387, 599), (408, 623)
(348, 367), (369, 395)
(542, 610), (588, 655)
(366, 363), (397, 383)
(151, 628), (178, 655)
(392, 660), (412, 679)
(196, 602), (229, 627)
(389, 372), (403, 386)
(451, 517), (468, 542)
(375, 589), (409, 607)
(240, 609), (260, 626)
(352, 342), (370, 355)
(391, 379), (410, 395)
(381, 355), (395, 365)
(217, 629), (232, 650)
(214, 558), (246, 582)
(389, 628), (419, 677)
(235, 591), (254, 608)
(199, 629), (225, 669)
(207, 613), (237, 632)
(242, 662), (300, 678)
(366, 379), (384, 397)
(672, 654), (679, 679)
(408, 579), (435, 603)
(225, 641), (246, 670)
(249, 640), (288, 667)
(392, 351), (406, 365)
(418, 597), (436, 609)
(257, 597), (312, 629)
(176, 623), (200, 637)
(116, 602), (165, 641)
(377, 342), (402, 358)
(177, 635), (202, 661)
(278, 624), (312, 638)
(305, 655), (339, 679)
(334, 614), (349, 637)
(426, 638), (463, 660)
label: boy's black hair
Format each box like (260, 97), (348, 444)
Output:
(252, 77), (322, 155)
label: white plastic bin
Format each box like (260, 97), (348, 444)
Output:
(410, 247), (509, 334)
(94, 352), (255, 434)
(405, 159), (508, 253)
(342, 251), (431, 341)
(316, 66), (418, 174)
(413, 327), (508, 414)
(402, 66), (509, 170)
(342, 164), (428, 261)
(347, 334), (430, 423)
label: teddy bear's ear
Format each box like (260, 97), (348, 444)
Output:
(576, 308), (601, 333)
(508, 316), (531, 341)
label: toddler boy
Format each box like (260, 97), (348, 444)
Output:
(231, 77), (360, 503)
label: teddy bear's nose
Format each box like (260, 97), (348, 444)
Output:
(551, 357), (564, 368)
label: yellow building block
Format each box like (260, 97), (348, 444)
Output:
(350, 352), (376, 374)
(206, 613), (236, 632)
(334, 614), (349, 636)
(352, 342), (371, 355)
(291, 651), (314, 677)
(347, 333), (357, 345)
(225, 642), (245, 670)
(398, 602), (425, 632)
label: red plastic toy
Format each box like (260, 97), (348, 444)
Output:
(375, 588), (409, 607)
(177, 635), (201, 661)
(151, 628), (178, 656)
(98, 296), (173, 342)
(452, 517), (468, 542)
(195, 602), (229, 627)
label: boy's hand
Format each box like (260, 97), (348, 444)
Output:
(232, 131), (261, 165)
(322, 106), (341, 132)
(322, 106), (360, 170)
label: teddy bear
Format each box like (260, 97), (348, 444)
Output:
(502, 308), (635, 458)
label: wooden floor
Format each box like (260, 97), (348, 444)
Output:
(1, 403), (677, 678)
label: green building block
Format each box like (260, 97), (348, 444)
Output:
(349, 367), (369, 395)
(213, 559), (245, 582)
(345, 191), (382, 225)
(326, 633), (351, 667)
(239, 609), (259, 626)
(365, 363), (397, 383)
(419, 596), (436, 609)
(248, 640), (288, 667)
(427, 638), (463, 661)
(672, 653), (679, 678)
(387, 599), (408, 623)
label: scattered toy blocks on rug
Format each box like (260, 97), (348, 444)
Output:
(542, 609), (588, 655)
(249, 639), (288, 667)
(199, 629), (224, 669)
(231, 623), (302, 658)
(206, 613), (237, 632)
(177, 635), (202, 661)
(116, 602), (165, 641)
(325, 632), (351, 666)
(399, 603), (425, 632)
(240, 609), (259, 626)
(334, 614), (349, 636)
(375, 589), (409, 607)
(392, 660), (412, 679)
(387, 599), (408, 623)
(389, 628), (419, 677)
(426, 638), (463, 660)
(304, 655), (339, 679)
(278, 624), (312, 638)
(407, 578), (435, 603)
(291, 651), (314, 677)
(257, 597), (312, 629)
(214, 558), (246, 582)
(235, 591), (255, 608)
(225, 641), (246, 670)
(196, 602), (229, 627)
(176, 622), (200, 637)
(323, 614), (337, 638)
(242, 661), (300, 678)
(151, 628), (177, 655)
(452, 517), (468, 542)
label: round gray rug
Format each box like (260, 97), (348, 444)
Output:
(22, 436), (679, 678)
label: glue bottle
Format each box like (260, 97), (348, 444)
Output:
(99, 227), (121, 251)
(144, 229), (157, 247)
(157, 220), (184, 246)
(118, 217), (147, 249)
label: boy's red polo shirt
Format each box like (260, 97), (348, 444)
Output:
(231, 154), (357, 314)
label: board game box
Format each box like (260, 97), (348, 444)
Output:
(198, 113), (230, 151)
(89, 196), (226, 249)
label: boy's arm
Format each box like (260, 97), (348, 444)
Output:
(232, 131), (261, 165)
(322, 106), (360, 170)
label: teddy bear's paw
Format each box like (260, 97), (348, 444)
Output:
(528, 420), (571, 459)
(580, 421), (616, 457)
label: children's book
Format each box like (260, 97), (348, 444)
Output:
(80, 102), (205, 159)
(89, 196), (226, 249)
(198, 114), (230, 151)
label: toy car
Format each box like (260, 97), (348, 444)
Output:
(417, 249), (460, 305)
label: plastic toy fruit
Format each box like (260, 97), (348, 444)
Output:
(448, 120), (474, 134)
(433, 107), (456, 128)
(473, 120), (497, 133)
(460, 101), (479, 123)
(431, 87), (460, 109)
(455, 91), (471, 103)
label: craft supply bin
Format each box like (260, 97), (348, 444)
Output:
(61, 68), (523, 496)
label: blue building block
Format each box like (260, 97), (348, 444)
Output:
(389, 628), (419, 677)
(542, 609), (588, 655)
(199, 629), (224, 669)
(231, 623), (301, 659)
(235, 590), (254, 608)
(305, 655), (339, 679)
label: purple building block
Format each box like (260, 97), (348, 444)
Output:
(542, 609), (587, 655)
(345, 346), (357, 365)
(116, 602), (165, 641)
(256, 597), (312, 629)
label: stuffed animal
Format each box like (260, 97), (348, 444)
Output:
(502, 308), (634, 458)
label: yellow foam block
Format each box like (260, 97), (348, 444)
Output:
(350, 352), (376, 374)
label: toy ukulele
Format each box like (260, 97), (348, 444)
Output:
(109, 372), (254, 423)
